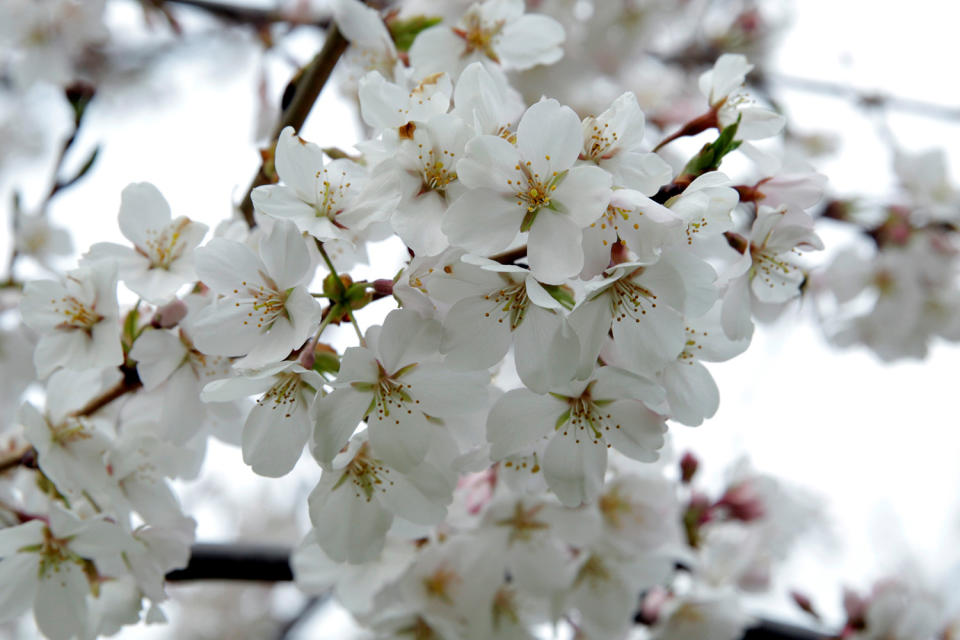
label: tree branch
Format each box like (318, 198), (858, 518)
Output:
(237, 25), (350, 228)
(165, 544), (833, 639)
(160, 0), (330, 26)
(70, 365), (142, 419)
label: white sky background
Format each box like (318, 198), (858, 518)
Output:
(4, 0), (960, 636)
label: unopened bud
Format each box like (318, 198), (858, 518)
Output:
(790, 590), (821, 620)
(298, 338), (317, 369)
(637, 587), (670, 625)
(716, 481), (765, 522)
(679, 451), (699, 484)
(372, 279), (394, 297)
(151, 299), (188, 329)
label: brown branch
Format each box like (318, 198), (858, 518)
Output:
(490, 245), (528, 266)
(758, 71), (960, 122)
(0, 446), (35, 475)
(238, 25), (350, 228)
(70, 365), (142, 419)
(158, 0), (331, 27)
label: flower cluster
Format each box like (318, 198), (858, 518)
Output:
(0, 0), (865, 638)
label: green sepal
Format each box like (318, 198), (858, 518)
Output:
(520, 209), (538, 233)
(554, 409), (571, 430)
(681, 114), (742, 177)
(314, 351), (341, 376)
(540, 283), (576, 310)
(389, 15), (443, 51)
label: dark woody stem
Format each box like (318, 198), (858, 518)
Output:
(237, 26), (350, 228)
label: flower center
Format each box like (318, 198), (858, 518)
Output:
(238, 276), (291, 332)
(609, 276), (658, 323)
(259, 373), (302, 419)
(333, 442), (392, 501)
(481, 281), (528, 330)
(53, 294), (102, 333)
(141, 218), (192, 269)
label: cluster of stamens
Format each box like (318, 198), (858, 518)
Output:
(258, 373), (302, 419)
(140, 218), (192, 269)
(751, 246), (799, 289)
(558, 390), (616, 447)
(453, 11), (504, 61)
(508, 159), (561, 214)
(585, 120), (619, 160)
(313, 167), (351, 225)
(51, 294), (101, 334)
(417, 144), (457, 195)
(235, 276), (289, 331)
(481, 281), (528, 330)
(336, 442), (393, 502)
(610, 277), (657, 323)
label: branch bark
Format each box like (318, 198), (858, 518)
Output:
(165, 544), (833, 639)
(237, 25), (350, 228)
(159, 0), (330, 27)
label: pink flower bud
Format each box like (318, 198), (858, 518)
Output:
(372, 279), (394, 297)
(151, 299), (188, 329)
(716, 481), (765, 522)
(298, 338), (317, 370)
(679, 451), (699, 484)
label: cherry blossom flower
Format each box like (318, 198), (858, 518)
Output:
(487, 367), (666, 506)
(570, 250), (717, 378)
(191, 220), (320, 369)
(443, 98), (612, 283)
(83, 182), (207, 304)
(20, 260), (122, 378)
(0, 506), (134, 640)
(581, 92), (672, 193)
(251, 127), (397, 241)
(438, 256), (580, 393)
(201, 362), (325, 477)
(311, 309), (489, 471)
(307, 432), (457, 563)
(699, 54), (785, 141)
(409, 0), (565, 78)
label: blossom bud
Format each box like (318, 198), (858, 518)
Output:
(715, 481), (765, 522)
(312, 342), (340, 375)
(790, 590), (821, 620)
(637, 587), (670, 625)
(151, 299), (188, 329)
(679, 451), (699, 484)
(372, 278), (394, 297)
(298, 338), (317, 370)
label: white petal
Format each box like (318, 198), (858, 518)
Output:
(0, 555), (38, 622)
(309, 478), (392, 564)
(442, 189), (521, 255)
(311, 387), (371, 465)
(543, 427), (607, 507)
(602, 400), (666, 460)
(517, 99), (581, 178)
(404, 363), (489, 416)
(551, 165), (611, 227)
(242, 394), (310, 477)
(367, 401), (432, 472)
(486, 389), (557, 460)
(275, 127), (327, 201)
(527, 212), (583, 284)
(259, 220), (311, 289)
(440, 295), (513, 370)
(514, 306), (579, 393)
(117, 182), (172, 249)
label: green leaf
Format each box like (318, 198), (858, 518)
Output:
(389, 15), (443, 51)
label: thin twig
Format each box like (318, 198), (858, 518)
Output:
(238, 25), (350, 227)
(759, 71), (960, 122)
(0, 446), (34, 475)
(160, 0), (331, 27)
(70, 366), (142, 419)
